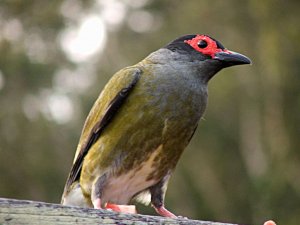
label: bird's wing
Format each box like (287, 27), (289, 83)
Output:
(63, 67), (142, 193)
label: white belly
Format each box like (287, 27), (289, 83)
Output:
(101, 148), (161, 205)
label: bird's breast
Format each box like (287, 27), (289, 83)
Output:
(141, 63), (208, 120)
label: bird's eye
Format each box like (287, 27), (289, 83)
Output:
(198, 40), (208, 49)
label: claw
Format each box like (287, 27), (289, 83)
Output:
(154, 205), (177, 218)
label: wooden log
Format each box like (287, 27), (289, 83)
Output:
(0, 198), (238, 225)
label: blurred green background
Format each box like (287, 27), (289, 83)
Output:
(0, 0), (299, 224)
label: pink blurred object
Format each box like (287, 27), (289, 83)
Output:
(263, 220), (276, 225)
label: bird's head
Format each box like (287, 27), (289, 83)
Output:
(163, 34), (251, 82)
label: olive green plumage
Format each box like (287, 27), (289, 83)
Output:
(61, 34), (251, 217)
(63, 53), (207, 204)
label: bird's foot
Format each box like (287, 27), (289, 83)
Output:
(93, 199), (136, 214)
(154, 205), (177, 219)
(105, 203), (137, 214)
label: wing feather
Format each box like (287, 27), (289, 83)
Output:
(62, 68), (142, 195)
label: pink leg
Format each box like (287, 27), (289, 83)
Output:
(92, 198), (102, 209)
(154, 205), (177, 218)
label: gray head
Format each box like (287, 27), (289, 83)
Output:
(163, 34), (251, 82)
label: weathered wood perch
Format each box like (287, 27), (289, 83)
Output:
(0, 198), (238, 225)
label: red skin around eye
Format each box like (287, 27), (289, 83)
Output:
(184, 35), (230, 58)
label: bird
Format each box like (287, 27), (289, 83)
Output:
(61, 34), (251, 218)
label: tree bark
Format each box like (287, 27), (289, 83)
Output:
(0, 198), (238, 225)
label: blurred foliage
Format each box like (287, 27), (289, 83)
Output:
(0, 0), (300, 224)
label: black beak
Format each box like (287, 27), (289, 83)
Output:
(214, 50), (251, 67)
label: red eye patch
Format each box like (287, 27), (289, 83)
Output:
(184, 35), (228, 58)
